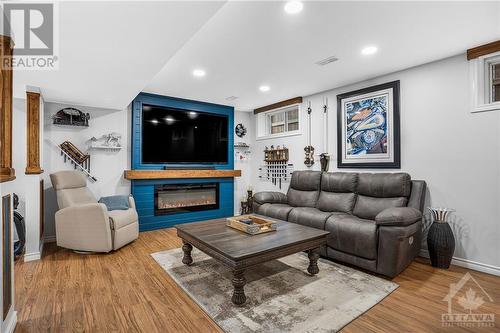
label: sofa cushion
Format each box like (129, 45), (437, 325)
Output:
(317, 172), (358, 213)
(288, 207), (332, 230)
(257, 203), (293, 221)
(357, 173), (411, 198)
(289, 170), (322, 191)
(287, 171), (322, 207)
(317, 192), (356, 214)
(321, 172), (358, 192)
(325, 213), (378, 260)
(108, 209), (138, 229)
(353, 195), (407, 220)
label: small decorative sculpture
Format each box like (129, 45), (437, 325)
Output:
(52, 108), (90, 127)
(103, 132), (121, 147)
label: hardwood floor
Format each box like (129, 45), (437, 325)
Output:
(14, 228), (500, 332)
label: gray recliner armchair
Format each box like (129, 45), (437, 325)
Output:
(50, 170), (139, 252)
(253, 171), (426, 278)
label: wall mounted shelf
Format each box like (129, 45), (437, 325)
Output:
(88, 145), (122, 151)
(124, 169), (242, 180)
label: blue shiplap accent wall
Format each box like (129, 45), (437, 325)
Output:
(132, 178), (234, 231)
(130, 93), (235, 231)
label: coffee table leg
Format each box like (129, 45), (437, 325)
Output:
(307, 248), (320, 275)
(182, 242), (193, 265)
(231, 269), (246, 306)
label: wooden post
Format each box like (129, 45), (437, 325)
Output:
(25, 91), (43, 174)
(0, 35), (15, 182)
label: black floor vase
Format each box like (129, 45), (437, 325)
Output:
(427, 222), (455, 268)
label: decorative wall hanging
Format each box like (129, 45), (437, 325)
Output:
(320, 96), (330, 172)
(336, 80), (400, 168)
(259, 145), (293, 189)
(235, 123), (247, 137)
(58, 141), (97, 181)
(304, 101), (315, 167)
(52, 107), (90, 127)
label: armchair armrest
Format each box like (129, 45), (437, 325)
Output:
(253, 191), (288, 205)
(128, 195), (136, 210)
(55, 203), (113, 252)
(375, 207), (422, 226)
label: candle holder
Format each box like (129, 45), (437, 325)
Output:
(427, 207), (455, 268)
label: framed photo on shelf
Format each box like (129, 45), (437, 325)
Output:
(336, 80), (401, 169)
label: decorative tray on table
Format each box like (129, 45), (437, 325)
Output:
(226, 215), (277, 235)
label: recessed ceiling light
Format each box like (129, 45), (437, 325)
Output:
(284, 1), (303, 14)
(361, 46), (378, 56)
(192, 69), (206, 77)
(259, 85), (270, 92)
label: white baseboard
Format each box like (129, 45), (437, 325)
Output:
(24, 251), (41, 262)
(3, 309), (17, 333)
(44, 235), (56, 243)
(419, 249), (500, 277)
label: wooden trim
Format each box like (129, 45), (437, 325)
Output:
(40, 179), (45, 240)
(2, 194), (12, 320)
(25, 91), (43, 174)
(0, 168), (15, 183)
(253, 97), (303, 114)
(467, 40), (500, 60)
(124, 169), (242, 180)
(0, 34), (15, 182)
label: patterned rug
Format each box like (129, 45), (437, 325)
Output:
(151, 248), (398, 333)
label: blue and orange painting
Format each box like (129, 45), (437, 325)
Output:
(345, 94), (388, 156)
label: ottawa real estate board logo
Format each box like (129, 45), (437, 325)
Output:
(2, 2), (59, 70)
(442, 272), (495, 328)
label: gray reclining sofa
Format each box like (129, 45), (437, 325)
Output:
(253, 171), (426, 278)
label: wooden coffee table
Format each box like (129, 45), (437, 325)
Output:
(175, 216), (329, 306)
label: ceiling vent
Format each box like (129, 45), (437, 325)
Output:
(226, 96), (238, 101)
(315, 56), (339, 66)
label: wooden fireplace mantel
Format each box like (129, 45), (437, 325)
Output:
(124, 169), (242, 180)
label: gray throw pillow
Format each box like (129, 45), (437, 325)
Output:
(99, 195), (130, 211)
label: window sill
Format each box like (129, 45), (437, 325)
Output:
(472, 102), (500, 113)
(256, 130), (302, 141)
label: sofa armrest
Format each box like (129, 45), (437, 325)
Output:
(253, 191), (287, 205)
(55, 203), (113, 252)
(375, 207), (422, 226)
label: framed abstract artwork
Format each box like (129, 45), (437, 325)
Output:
(336, 80), (401, 169)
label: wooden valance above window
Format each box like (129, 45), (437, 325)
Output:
(253, 96), (303, 114)
(467, 40), (500, 60)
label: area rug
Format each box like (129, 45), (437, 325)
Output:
(151, 248), (398, 333)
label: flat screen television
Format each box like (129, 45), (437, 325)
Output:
(142, 104), (228, 164)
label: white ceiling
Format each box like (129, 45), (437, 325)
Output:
(13, 1), (225, 109)
(13, 1), (500, 111)
(145, 1), (500, 111)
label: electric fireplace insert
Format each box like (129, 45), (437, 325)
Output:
(154, 183), (219, 215)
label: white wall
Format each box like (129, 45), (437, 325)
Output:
(233, 111), (254, 214)
(249, 54), (500, 270)
(42, 102), (132, 238)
